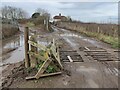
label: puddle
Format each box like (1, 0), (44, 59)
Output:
(60, 32), (101, 49)
(2, 35), (51, 64)
(87, 79), (99, 88)
(82, 38), (101, 48)
(76, 66), (98, 72)
(2, 33), (25, 64)
(56, 28), (103, 48)
(63, 37), (77, 49)
(60, 33), (83, 38)
(3, 34), (24, 49)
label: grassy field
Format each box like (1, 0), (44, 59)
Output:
(80, 30), (119, 48)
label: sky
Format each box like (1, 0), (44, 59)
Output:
(1, 0), (119, 23)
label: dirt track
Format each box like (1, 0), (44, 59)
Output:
(2, 25), (119, 88)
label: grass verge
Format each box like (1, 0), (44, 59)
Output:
(80, 30), (119, 48)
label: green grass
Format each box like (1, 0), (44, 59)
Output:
(80, 30), (119, 48)
(35, 61), (57, 73)
(26, 22), (35, 27)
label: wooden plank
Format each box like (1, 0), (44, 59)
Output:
(26, 76), (36, 80)
(87, 52), (108, 54)
(26, 72), (62, 80)
(35, 59), (51, 79)
(67, 56), (73, 62)
(51, 44), (63, 69)
(40, 71), (62, 77)
(85, 47), (90, 51)
(87, 53), (111, 55)
(28, 40), (46, 51)
(60, 50), (77, 52)
(90, 54), (110, 56)
(30, 36), (37, 68)
(114, 50), (120, 52)
(84, 50), (106, 52)
(60, 54), (79, 57)
(28, 51), (46, 61)
(93, 58), (113, 61)
(56, 46), (61, 64)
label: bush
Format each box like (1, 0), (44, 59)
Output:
(2, 23), (19, 39)
(26, 22), (35, 27)
(32, 17), (44, 26)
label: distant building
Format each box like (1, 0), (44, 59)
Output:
(53, 13), (67, 22)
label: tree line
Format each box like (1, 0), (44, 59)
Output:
(1, 6), (28, 19)
(1, 6), (51, 20)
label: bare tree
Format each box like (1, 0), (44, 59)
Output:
(1, 6), (28, 19)
(67, 16), (72, 21)
(36, 8), (50, 19)
(36, 8), (47, 15)
(1, 6), (8, 18)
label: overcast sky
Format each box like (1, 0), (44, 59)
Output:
(1, 0), (119, 23)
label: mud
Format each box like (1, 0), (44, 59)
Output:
(2, 25), (119, 88)
(2, 61), (27, 87)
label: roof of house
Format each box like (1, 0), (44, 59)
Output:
(53, 16), (66, 19)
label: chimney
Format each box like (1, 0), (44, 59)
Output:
(59, 13), (61, 16)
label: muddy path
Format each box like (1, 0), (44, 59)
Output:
(2, 25), (119, 88)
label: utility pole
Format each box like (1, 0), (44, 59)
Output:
(44, 18), (49, 31)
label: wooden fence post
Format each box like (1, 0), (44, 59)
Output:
(97, 26), (100, 34)
(24, 27), (30, 68)
(30, 34), (37, 68)
(114, 29), (116, 37)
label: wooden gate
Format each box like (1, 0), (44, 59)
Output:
(24, 27), (63, 80)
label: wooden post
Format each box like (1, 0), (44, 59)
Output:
(30, 35), (37, 68)
(46, 17), (49, 31)
(114, 29), (116, 37)
(24, 27), (30, 68)
(97, 26), (100, 33)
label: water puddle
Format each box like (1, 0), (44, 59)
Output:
(82, 38), (101, 48)
(59, 31), (101, 48)
(2, 34), (25, 64)
(60, 33), (83, 38)
(3, 34), (24, 49)
(87, 79), (99, 88)
(3, 45), (24, 64)
(63, 37), (77, 48)
(76, 66), (98, 73)
(56, 27), (102, 48)
(2, 30), (51, 65)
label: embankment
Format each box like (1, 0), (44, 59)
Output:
(1, 18), (20, 40)
(2, 23), (19, 39)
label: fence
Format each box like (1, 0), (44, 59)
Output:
(24, 27), (63, 80)
(57, 22), (118, 37)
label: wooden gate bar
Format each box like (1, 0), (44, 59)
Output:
(29, 36), (37, 67)
(28, 40), (46, 51)
(35, 59), (52, 79)
(28, 51), (46, 61)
